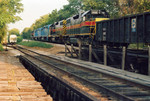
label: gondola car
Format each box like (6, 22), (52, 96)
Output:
(96, 11), (150, 47)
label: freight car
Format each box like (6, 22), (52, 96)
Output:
(95, 12), (150, 47)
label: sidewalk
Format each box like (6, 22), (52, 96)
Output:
(0, 50), (52, 101)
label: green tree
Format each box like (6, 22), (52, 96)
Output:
(48, 9), (59, 24)
(0, 26), (7, 43)
(9, 28), (20, 36)
(82, 0), (106, 10)
(22, 27), (31, 39)
(0, 0), (23, 42)
(17, 36), (23, 43)
(82, 0), (120, 18)
(119, 0), (150, 16)
(67, 0), (83, 13)
(32, 14), (49, 30)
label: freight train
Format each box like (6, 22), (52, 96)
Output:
(32, 10), (150, 47)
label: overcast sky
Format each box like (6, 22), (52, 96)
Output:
(8, 0), (68, 32)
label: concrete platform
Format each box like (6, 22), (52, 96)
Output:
(0, 49), (52, 101)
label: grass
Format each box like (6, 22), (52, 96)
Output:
(128, 43), (148, 49)
(0, 44), (4, 51)
(18, 41), (53, 48)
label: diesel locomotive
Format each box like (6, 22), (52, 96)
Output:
(32, 10), (150, 47)
(32, 10), (109, 44)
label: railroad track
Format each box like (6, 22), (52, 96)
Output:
(15, 45), (150, 101)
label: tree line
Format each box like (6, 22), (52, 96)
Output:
(0, 0), (23, 43)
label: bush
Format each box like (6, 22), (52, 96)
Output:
(0, 44), (3, 51)
(17, 36), (23, 43)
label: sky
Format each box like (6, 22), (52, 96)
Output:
(8, 0), (69, 33)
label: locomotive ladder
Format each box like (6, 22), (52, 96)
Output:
(63, 20), (67, 36)
(89, 20), (96, 40)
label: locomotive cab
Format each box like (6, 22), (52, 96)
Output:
(80, 10), (109, 37)
(82, 10), (109, 22)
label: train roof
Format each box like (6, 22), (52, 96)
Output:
(96, 11), (150, 23)
(81, 10), (90, 17)
(42, 24), (52, 29)
(35, 28), (42, 32)
(82, 10), (109, 17)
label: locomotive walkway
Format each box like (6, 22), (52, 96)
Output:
(0, 49), (52, 101)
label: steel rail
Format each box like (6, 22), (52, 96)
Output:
(14, 46), (149, 100)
